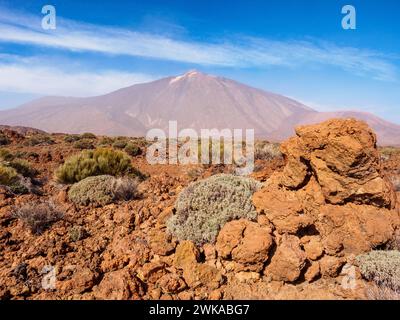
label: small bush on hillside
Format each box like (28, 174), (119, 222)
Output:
(186, 167), (204, 180)
(55, 148), (140, 184)
(68, 175), (139, 206)
(0, 133), (10, 146)
(0, 164), (32, 194)
(380, 147), (400, 158)
(0, 148), (14, 161)
(24, 134), (54, 146)
(69, 225), (87, 242)
(64, 134), (81, 143)
(0, 164), (18, 185)
(7, 159), (37, 178)
(13, 201), (63, 235)
(124, 142), (142, 156)
(13, 151), (26, 159)
(390, 175), (400, 192)
(356, 250), (400, 293)
(112, 139), (128, 149)
(98, 137), (115, 146)
(166, 174), (262, 244)
(254, 141), (282, 161)
(73, 139), (95, 150)
(80, 132), (97, 139)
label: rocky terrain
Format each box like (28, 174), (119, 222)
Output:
(0, 118), (399, 300)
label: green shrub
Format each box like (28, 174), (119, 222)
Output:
(0, 164), (33, 194)
(8, 159), (37, 178)
(0, 133), (10, 146)
(112, 139), (128, 149)
(24, 134), (54, 146)
(69, 225), (87, 242)
(0, 164), (18, 185)
(13, 201), (63, 235)
(166, 174), (262, 244)
(98, 137), (115, 146)
(356, 250), (400, 290)
(124, 142), (142, 156)
(80, 132), (97, 139)
(73, 139), (95, 150)
(0, 148), (14, 161)
(64, 134), (81, 143)
(68, 175), (139, 206)
(55, 148), (140, 184)
(13, 151), (26, 159)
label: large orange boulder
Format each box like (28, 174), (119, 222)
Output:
(252, 118), (400, 283)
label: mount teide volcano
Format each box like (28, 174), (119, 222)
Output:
(0, 70), (399, 145)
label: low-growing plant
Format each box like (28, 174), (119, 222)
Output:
(124, 142), (142, 156)
(13, 201), (63, 235)
(80, 132), (97, 139)
(0, 164), (32, 194)
(98, 137), (115, 146)
(68, 175), (139, 206)
(254, 141), (282, 161)
(73, 139), (95, 150)
(24, 134), (54, 146)
(0, 133), (10, 146)
(356, 250), (400, 292)
(55, 148), (141, 184)
(390, 175), (400, 192)
(379, 146), (400, 159)
(7, 159), (37, 178)
(0, 148), (14, 161)
(13, 151), (26, 159)
(166, 174), (262, 244)
(64, 134), (81, 143)
(0, 164), (18, 185)
(112, 139), (128, 149)
(186, 167), (204, 180)
(69, 225), (87, 242)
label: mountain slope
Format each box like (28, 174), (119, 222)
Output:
(0, 70), (399, 145)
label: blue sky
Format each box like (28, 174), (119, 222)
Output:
(0, 0), (399, 122)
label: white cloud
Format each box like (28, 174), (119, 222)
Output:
(0, 61), (155, 96)
(0, 7), (397, 81)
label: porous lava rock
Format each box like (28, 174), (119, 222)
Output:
(252, 119), (400, 282)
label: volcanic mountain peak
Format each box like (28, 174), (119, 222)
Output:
(169, 69), (213, 84)
(0, 70), (399, 145)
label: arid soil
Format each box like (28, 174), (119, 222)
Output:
(0, 119), (399, 300)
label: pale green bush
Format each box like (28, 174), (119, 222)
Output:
(167, 174), (262, 244)
(356, 250), (400, 291)
(68, 175), (139, 206)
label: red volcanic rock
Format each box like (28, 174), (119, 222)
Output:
(216, 219), (273, 272)
(253, 119), (400, 282)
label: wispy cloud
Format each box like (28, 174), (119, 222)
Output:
(0, 55), (155, 96)
(0, 6), (397, 81)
